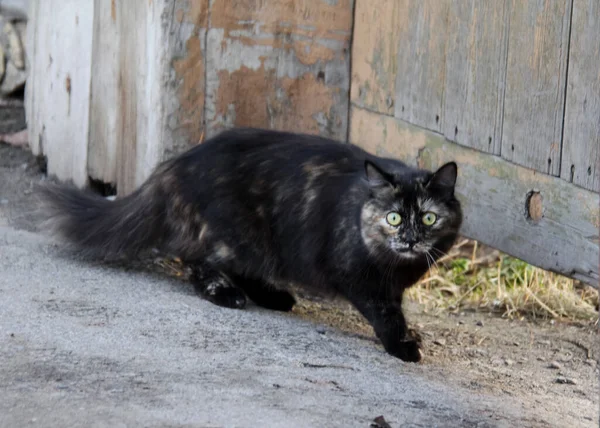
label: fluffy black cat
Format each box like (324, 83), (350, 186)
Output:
(41, 128), (462, 362)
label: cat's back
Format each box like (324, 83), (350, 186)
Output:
(175, 128), (367, 180)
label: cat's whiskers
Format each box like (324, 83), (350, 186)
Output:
(424, 250), (440, 273)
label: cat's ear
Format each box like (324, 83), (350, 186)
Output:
(427, 162), (457, 191)
(365, 160), (393, 187)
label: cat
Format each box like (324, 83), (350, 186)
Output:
(40, 128), (462, 362)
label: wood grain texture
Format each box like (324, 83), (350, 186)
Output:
(350, 0), (400, 115)
(205, 0), (353, 140)
(560, 0), (600, 192)
(350, 106), (599, 287)
(25, 0), (94, 187)
(442, 0), (508, 153)
(163, 0), (209, 158)
(500, 0), (572, 176)
(393, 0), (450, 134)
(86, 0), (208, 194)
(87, 0), (120, 184)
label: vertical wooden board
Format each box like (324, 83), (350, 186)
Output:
(442, 0), (508, 154)
(25, 0), (94, 187)
(113, 0), (171, 195)
(24, 0), (38, 153)
(89, 0), (208, 194)
(162, 0), (209, 159)
(87, 0), (120, 184)
(393, 0), (450, 134)
(500, 0), (571, 176)
(205, 0), (353, 140)
(350, 106), (599, 286)
(560, 0), (600, 192)
(350, 0), (400, 115)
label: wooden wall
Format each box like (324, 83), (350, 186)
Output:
(25, 0), (598, 285)
(350, 0), (599, 286)
(26, 0), (353, 194)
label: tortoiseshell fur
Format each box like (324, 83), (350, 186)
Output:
(41, 128), (462, 362)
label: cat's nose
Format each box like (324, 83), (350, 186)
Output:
(405, 239), (417, 249)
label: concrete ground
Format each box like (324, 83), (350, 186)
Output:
(0, 223), (569, 428)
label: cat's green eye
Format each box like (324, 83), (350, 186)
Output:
(386, 212), (402, 226)
(422, 212), (437, 226)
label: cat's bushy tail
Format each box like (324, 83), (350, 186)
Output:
(39, 181), (166, 260)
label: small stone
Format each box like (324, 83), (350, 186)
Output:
(475, 320), (484, 327)
(539, 340), (551, 346)
(549, 320), (555, 325)
(433, 338), (446, 346)
(491, 358), (503, 366)
(316, 326), (326, 335)
(504, 359), (515, 366)
(537, 357), (546, 362)
(549, 361), (562, 370)
(512, 341), (520, 347)
(558, 353), (573, 363)
(555, 377), (577, 385)
(584, 359), (597, 367)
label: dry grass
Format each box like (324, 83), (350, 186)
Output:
(408, 239), (599, 323)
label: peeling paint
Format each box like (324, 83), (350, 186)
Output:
(164, 0), (210, 157)
(205, 0), (352, 140)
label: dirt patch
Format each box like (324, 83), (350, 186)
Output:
(293, 293), (599, 426)
(2, 142), (599, 427)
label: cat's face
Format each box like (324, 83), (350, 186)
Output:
(360, 161), (462, 262)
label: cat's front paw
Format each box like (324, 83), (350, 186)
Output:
(384, 338), (423, 362)
(194, 277), (247, 309)
(379, 330), (423, 362)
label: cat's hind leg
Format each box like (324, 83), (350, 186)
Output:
(234, 276), (296, 312)
(190, 263), (247, 309)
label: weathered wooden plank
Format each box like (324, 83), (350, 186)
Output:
(87, 0), (208, 195)
(113, 0), (174, 195)
(25, 0), (94, 187)
(350, 0), (400, 115)
(500, 0), (572, 176)
(350, 106), (599, 287)
(87, 0), (120, 185)
(442, 0), (508, 154)
(162, 0), (209, 159)
(393, 0), (450, 134)
(205, 0), (353, 140)
(560, 0), (600, 192)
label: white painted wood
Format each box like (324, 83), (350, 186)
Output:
(87, 0), (120, 185)
(25, 0), (94, 188)
(87, 0), (208, 195)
